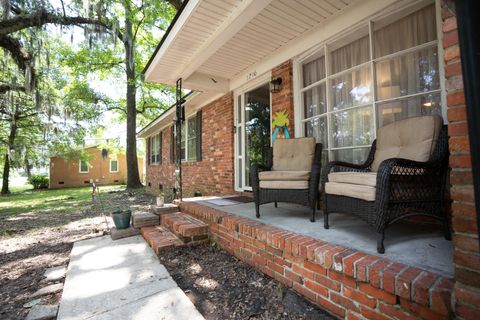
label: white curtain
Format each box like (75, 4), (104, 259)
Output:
(374, 4), (441, 127)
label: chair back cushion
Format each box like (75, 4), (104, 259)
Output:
(272, 137), (316, 171)
(371, 115), (443, 171)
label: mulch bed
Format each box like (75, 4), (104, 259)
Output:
(159, 245), (335, 320)
(0, 189), (153, 320)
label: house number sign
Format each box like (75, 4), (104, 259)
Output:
(246, 70), (257, 81)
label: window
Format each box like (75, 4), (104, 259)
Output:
(298, 4), (441, 165)
(180, 115), (197, 161)
(110, 159), (119, 172)
(79, 160), (89, 173)
(150, 133), (161, 164)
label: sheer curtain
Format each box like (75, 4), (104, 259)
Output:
(374, 4), (441, 127)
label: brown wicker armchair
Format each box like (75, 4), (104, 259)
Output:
(321, 115), (450, 253)
(251, 137), (323, 222)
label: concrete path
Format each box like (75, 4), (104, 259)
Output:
(57, 235), (204, 320)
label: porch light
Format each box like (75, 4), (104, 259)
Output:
(423, 102), (433, 107)
(270, 77), (282, 93)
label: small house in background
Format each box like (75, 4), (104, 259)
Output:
(49, 146), (143, 188)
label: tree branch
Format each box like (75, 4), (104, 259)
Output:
(0, 8), (110, 37)
(0, 35), (32, 71)
(0, 83), (26, 94)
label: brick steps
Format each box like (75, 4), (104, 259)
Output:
(140, 212), (210, 254)
(161, 212), (209, 245)
(140, 226), (184, 254)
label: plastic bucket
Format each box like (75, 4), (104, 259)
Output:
(112, 210), (132, 229)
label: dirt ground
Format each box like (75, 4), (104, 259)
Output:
(160, 245), (334, 320)
(1, 188), (332, 320)
(0, 188), (153, 320)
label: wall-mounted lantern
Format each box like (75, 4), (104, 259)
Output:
(270, 77), (282, 93)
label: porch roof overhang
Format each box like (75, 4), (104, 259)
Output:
(140, 0), (421, 137)
(143, 0), (412, 93)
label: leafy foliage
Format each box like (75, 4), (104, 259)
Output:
(28, 175), (49, 189)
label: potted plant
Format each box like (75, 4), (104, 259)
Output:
(112, 209), (132, 229)
(156, 191), (165, 207)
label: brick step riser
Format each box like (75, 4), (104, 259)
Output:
(160, 212), (210, 245)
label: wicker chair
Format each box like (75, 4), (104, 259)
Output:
(321, 115), (450, 254)
(251, 137), (323, 222)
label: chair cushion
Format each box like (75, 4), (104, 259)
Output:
(325, 182), (376, 201)
(260, 180), (309, 189)
(272, 137), (316, 171)
(371, 115), (443, 171)
(328, 172), (377, 187)
(259, 171), (310, 181)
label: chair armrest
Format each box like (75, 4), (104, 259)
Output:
(321, 160), (371, 190)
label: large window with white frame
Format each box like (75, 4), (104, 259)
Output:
(110, 159), (119, 173)
(150, 133), (160, 164)
(180, 115), (197, 161)
(298, 3), (442, 165)
(79, 160), (89, 173)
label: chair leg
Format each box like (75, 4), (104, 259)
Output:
(324, 211), (329, 229)
(255, 203), (260, 218)
(274, 202), (278, 208)
(377, 231), (385, 254)
(311, 206), (315, 223)
(444, 219), (452, 240)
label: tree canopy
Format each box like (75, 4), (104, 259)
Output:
(0, 0), (181, 194)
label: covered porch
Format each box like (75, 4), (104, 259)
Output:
(188, 196), (453, 277)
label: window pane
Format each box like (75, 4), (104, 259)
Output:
(331, 66), (372, 111)
(376, 46), (439, 100)
(187, 138), (196, 160)
(374, 5), (437, 58)
(303, 56), (325, 86)
(188, 117), (196, 137)
(181, 123), (186, 143)
(376, 93), (442, 127)
(237, 95), (242, 124)
(238, 159), (242, 189)
(80, 160), (88, 172)
(304, 83), (326, 118)
(305, 116), (328, 148)
(331, 106), (374, 148)
(331, 35), (370, 74)
(332, 147), (370, 164)
(237, 125), (242, 156)
(111, 160), (118, 172)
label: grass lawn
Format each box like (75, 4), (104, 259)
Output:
(0, 185), (126, 217)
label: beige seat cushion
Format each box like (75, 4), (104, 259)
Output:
(325, 182), (376, 201)
(328, 172), (377, 187)
(260, 180), (309, 189)
(259, 170), (310, 181)
(272, 137), (316, 171)
(371, 115), (443, 171)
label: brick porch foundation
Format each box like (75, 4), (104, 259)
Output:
(179, 201), (454, 320)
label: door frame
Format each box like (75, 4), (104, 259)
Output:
(234, 72), (272, 192)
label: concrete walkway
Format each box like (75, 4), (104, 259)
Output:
(57, 235), (204, 320)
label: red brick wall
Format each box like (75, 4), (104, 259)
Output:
(146, 92), (235, 198)
(180, 201), (455, 320)
(50, 147), (142, 188)
(442, 1), (480, 319)
(271, 60), (295, 138)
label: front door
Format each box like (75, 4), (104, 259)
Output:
(235, 83), (271, 191)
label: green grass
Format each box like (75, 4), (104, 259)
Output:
(0, 185), (126, 217)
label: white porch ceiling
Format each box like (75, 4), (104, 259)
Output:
(144, 0), (358, 91)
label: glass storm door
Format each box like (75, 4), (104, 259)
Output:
(235, 83), (271, 191)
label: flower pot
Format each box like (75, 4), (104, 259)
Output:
(112, 210), (131, 229)
(156, 196), (164, 207)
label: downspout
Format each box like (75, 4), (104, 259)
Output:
(455, 0), (480, 243)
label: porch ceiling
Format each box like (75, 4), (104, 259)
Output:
(144, 0), (358, 91)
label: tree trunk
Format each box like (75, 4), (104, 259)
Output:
(25, 156), (32, 181)
(123, 1), (142, 189)
(1, 121), (17, 195)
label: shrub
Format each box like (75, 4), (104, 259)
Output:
(29, 175), (49, 189)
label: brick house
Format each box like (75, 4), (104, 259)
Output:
(138, 0), (480, 319)
(49, 146), (143, 188)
